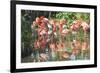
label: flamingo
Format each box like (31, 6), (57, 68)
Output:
(49, 19), (57, 37)
(70, 20), (81, 31)
(34, 40), (40, 49)
(31, 21), (36, 29)
(81, 21), (90, 32)
(42, 18), (49, 24)
(61, 28), (69, 36)
(50, 20), (57, 32)
(59, 18), (67, 33)
(35, 17), (41, 25)
(70, 20), (81, 40)
(40, 16), (45, 20)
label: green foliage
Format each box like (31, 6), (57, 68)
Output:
(53, 12), (90, 25)
(21, 13), (32, 48)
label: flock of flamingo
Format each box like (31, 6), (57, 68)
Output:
(31, 16), (90, 62)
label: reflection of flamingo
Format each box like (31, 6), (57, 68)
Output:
(39, 53), (48, 61)
(82, 42), (88, 50)
(56, 42), (66, 60)
(72, 40), (81, 50)
(33, 40), (41, 62)
(40, 38), (47, 49)
(49, 42), (56, 51)
(49, 42), (57, 60)
(71, 39), (81, 60)
(61, 52), (70, 60)
(81, 41), (89, 59)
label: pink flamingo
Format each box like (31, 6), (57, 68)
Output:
(70, 20), (81, 31)
(81, 21), (90, 32)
